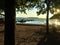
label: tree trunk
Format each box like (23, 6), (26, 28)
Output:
(45, 1), (51, 44)
(5, 0), (15, 45)
(45, 0), (50, 36)
(46, 4), (49, 35)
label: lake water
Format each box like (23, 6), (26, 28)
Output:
(16, 17), (52, 25)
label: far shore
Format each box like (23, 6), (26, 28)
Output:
(16, 23), (46, 26)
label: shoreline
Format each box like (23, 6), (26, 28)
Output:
(16, 23), (47, 26)
(16, 23), (52, 27)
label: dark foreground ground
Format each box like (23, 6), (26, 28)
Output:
(0, 24), (4, 45)
(0, 24), (60, 45)
(0, 32), (4, 45)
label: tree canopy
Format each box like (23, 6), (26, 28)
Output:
(0, 0), (4, 10)
(15, 0), (60, 15)
(0, 0), (5, 15)
(0, 0), (60, 15)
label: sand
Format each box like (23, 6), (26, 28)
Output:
(0, 24), (46, 45)
(0, 24), (60, 45)
(15, 24), (47, 45)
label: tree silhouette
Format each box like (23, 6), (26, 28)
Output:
(0, 0), (4, 10)
(15, 0), (60, 14)
(0, 0), (5, 15)
(4, 0), (60, 45)
(15, 0), (60, 45)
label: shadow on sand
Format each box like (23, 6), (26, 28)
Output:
(37, 33), (60, 45)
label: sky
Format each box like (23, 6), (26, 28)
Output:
(16, 7), (53, 18)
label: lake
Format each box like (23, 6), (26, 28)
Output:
(16, 17), (52, 25)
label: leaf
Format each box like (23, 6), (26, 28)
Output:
(37, 12), (40, 15)
(50, 9), (54, 14)
(42, 10), (46, 14)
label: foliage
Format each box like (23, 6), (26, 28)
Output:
(15, 0), (60, 15)
(0, 0), (60, 15)
(15, 0), (41, 14)
(52, 0), (60, 9)
(0, 0), (4, 10)
(0, 0), (4, 15)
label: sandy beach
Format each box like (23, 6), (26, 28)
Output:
(0, 24), (46, 45)
(15, 24), (60, 45)
(0, 24), (60, 45)
(0, 24), (4, 45)
(15, 24), (52, 45)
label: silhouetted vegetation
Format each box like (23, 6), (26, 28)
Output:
(3, 0), (60, 45)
